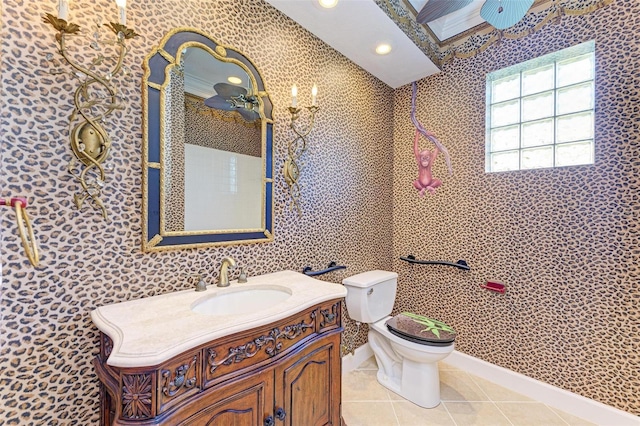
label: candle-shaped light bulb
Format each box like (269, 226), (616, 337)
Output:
(311, 84), (318, 106)
(115, 0), (127, 25)
(291, 85), (298, 108)
(58, 0), (70, 21)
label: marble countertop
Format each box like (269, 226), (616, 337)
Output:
(90, 270), (347, 368)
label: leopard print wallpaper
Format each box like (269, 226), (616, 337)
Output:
(0, 0), (393, 423)
(1, 0), (638, 423)
(391, 0), (640, 415)
(184, 95), (262, 157)
(165, 68), (187, 232)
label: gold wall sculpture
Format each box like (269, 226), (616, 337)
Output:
(284, 103), (320, 216)
(42, 13), (138, 219)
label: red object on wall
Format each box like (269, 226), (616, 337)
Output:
(481, 281), (506, 293)
(0, 197), (28, 208)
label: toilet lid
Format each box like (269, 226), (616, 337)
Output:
(386, 312), (456, 346)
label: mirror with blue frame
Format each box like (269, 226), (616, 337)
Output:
(142, 28), (274, 251)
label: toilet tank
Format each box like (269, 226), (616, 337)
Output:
(342, 270), (398, 323)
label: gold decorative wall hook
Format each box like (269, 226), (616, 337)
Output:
(284, 84), (319, 216)
(1, 197), (40, 267)
(43, 4), (138, 220)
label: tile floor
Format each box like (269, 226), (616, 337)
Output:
(342, 357), (596, 426)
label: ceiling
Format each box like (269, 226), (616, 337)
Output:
(183, 47), (251, 99)
(264, 0), (493, 89)
(264, 0), (441, 89)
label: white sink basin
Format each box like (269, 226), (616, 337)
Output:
(191, 286), (292, 315)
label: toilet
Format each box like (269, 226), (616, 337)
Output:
(343, 270), (455, 408)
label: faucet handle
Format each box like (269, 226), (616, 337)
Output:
(188, 273), (207, 292)
(238, 267), (248, 283)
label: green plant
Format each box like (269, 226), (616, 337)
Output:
(401, 312), (455, 338)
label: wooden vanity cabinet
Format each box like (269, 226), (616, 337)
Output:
(275, 338), (340, 426)
(177, 368), (273, 425)
(94, 300), (343, 426)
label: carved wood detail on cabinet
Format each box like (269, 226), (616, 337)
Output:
(122, 374), (154, 420)
(94, 299), (343, 425)
(159, 353), (201, 414)
(319, 301), (340, 332)
(104, 334), (113, 358)
(205, 310), (316, 386)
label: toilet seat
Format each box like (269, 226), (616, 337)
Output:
(385, 313), (455, 347)
(371, 317), (454, 354)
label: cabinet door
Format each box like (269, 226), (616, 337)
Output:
(178, 370), (273, 426)
(274, 334), (341, 426)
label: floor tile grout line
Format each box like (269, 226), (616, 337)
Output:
(458, 368), (586, 425)
(492, 401), (574, 426)
(343, 399), (401, 403)
(490, 401), (516, 426)
(443, 369), (494, 402)
(466, 371), (525, 426)
(388, 395), (401, 426)
(440, 401), (459, 426)
(466, 370), (498, 401)
(544, 404), (572, 426)
(441, 399), (539, 403)
(442, 399), (545, 403)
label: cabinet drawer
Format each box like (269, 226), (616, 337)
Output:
(204, 307), (317, 388)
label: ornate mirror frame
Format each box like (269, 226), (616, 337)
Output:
(142, 28), (274, 252)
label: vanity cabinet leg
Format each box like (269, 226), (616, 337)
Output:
(99, 382), (116, 426)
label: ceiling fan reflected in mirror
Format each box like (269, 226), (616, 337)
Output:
(480, 0), (535, 30)
(204, 82), (260, 122)
(416, 0), (535, 31)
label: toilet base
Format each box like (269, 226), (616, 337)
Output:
(375, 359), (441, 408)
(368, 318), (453, 409)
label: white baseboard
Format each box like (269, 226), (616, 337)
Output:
(341, 343), (373, 373)
(445, 351), (640, 426)
(344, 344), (639, 426)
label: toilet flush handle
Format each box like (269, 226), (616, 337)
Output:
(367, 288), (374, 295)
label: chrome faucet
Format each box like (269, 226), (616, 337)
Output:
(217, 256), (237, 287)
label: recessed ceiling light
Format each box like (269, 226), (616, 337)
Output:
(319, 0), (338, 8)
(227, 76), (242, 84)
(375, 43), (392, 55)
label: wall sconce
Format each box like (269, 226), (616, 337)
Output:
(284, 84), (319, 215)
(1, 197), (40, 267)
(42, 0), (138, 220)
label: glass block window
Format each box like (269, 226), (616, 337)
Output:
(486, 41), (595, 172)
